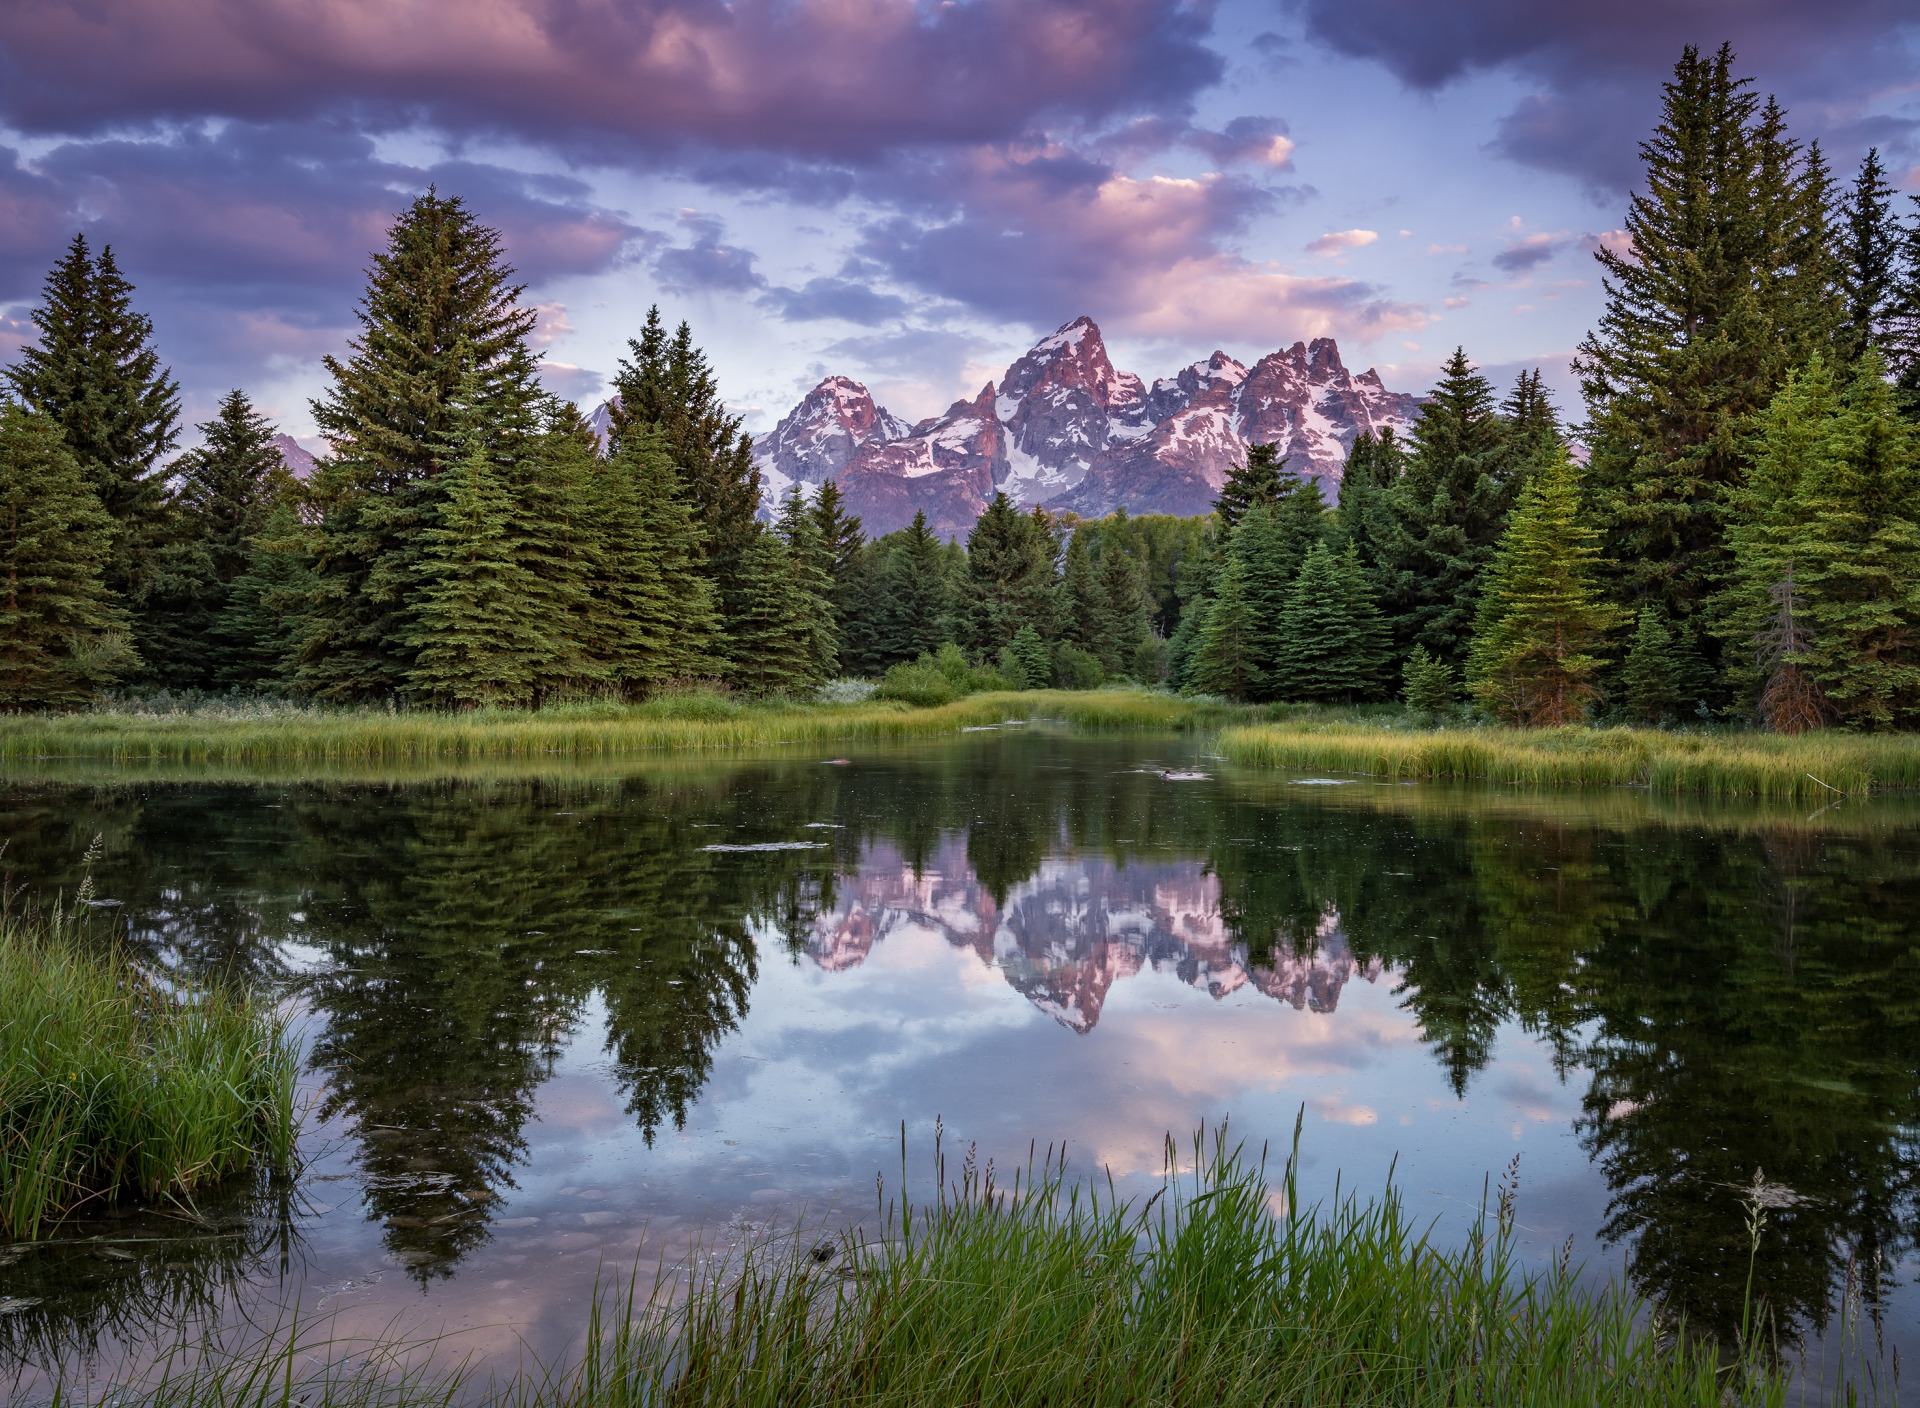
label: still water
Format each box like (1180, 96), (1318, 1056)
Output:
(3, 729), (1917, 1394)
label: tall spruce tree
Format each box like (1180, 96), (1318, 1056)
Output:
(1839, 148), (1901, 364)
(1467, 447), (1621, 725)
(299, 192), (537, 699)
(1279, 542), (1390, 703)
(0, 404), (134, 707)
(1888, 196), (1920, 414)
(1059, 529), (1103, 651)
(1094, 540), (1150, 673)
(1213, 441), (1287, 530)
(1228, 500), (1320, 697)
(1575, 46), (1835, 693)
(1337, 426), (1404, 568)
(878, 511), (951, 666)
(1187, 556), (1263, 702)
(728, 530), (818, 696)
(776, 485), (839, 680)
(6, 237), (180, 640)
(608, 309), (762, 624)
(811, 478), (865, 649)
(1619, 606), (1681, 724)
(212, 499), (313, 691)
(963, 493), (1056, 654)
(148, 389), (295, 684)
(1370, 349), (1516, 668)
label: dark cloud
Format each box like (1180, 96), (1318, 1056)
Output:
(1490, 237), (1562, 273)
(760, 275), (910, 326)
(1296, 0), (1920, 191)
(653, 214), (766, 293)
(0, 0), (1221, 161)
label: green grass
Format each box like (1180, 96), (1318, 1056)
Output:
(0, 689), (1250, 769)
(0, 902), (298, 1239)
(1219, 718), (1920, 802)
(58, 1126), (1801, 1408)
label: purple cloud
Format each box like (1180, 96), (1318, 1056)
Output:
(654, 214), (766, 294)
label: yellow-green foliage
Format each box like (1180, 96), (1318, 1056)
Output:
(1219, 720), (1920, 802)
(0, 690), (1246, 768)
(0, 910), (298, 1239)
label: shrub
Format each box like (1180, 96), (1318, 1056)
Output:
(815, 678), (879, 704)
(1054, 643), (1106, 690)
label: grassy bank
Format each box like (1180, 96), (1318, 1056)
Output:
(0, 690), (1249, 768)
(1220, 719), (1920, 803)
(0, 905), (297, 1239)
(58, 1128), (1795, 1407)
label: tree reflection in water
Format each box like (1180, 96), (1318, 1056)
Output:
(1, 735), (1914, 1349)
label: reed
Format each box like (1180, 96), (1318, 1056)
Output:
(1219, 720), (1920, 802)
(0, 902), (298, 1239)
(0, 690), (1247, 768)
(65, 1126), (1791, 1408)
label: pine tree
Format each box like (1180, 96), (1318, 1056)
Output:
(404, 420), (547, 707)
(1401, 646), (1456, 715)
(1228, 503), (1312, 696)
(213, 499), (314, 690)
(147, 389), (296, 685)
(1370, 349), (1517, 668)
(776, 485), (839, 680)
(1574, 46), (1833, 691)
(1059, 529), (1103, 651)
(1094, 540), (1150, 673)
(0, 403), (135, 707)
(963, 493), (1056, 653)
(727, 530), (818, 696)
(1785, 351), (1920, 727)
(608, 308), (762, 619)
(1467, 447), (1622, 725)
(1498, 368), (1560, 480)
(299, 193), (537, 699)
(1164, 549), (1217, 691)
(1337, 427), (1404, 568)
(1188, 557), (1263, 702)
(5, 236), (181, 628)
(878, 511), (951, 667)
(1008, 623), (1052, 690)
(1279, 542), (1390, 702)
(1619, 605), (1681, 724)
(1885, 195), (1920, 415)
(1214, 442), (1288, 531)
(1839, 148), (1901, 363)
(812, 478), (865, 648)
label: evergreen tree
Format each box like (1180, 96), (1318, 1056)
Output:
(4, 235), (180, 608)
(608, 308), (762, 617)
(1401, 646), (1456, 715)
(1885, 195), (1920, 414)
(1467, 447), (1622, 725)
(1008, 623), (1052, 690)
(148, 389), (296, 685)
(213, 499), (314, 690)
(299, 193), (537, 699)
(727, 529), (818, 696)
(404, 419), (546, 706)
(1619, 606), (1681, 724)
(0, 404), (133, 707)
(878, 511), (951, 666)
(1228, 501), (1318, 696)
(1213, 441), (1288, 531)
(1337, 427), (1404, 568)
(963, 492), (1056, 653)
(1370, 349), (1517, 668)
(1839, 148), (1901, 363)
(1188, 557), (1264, 701)
(1575, 46), (1835, 691)
(776, 485), (839, 680)
(812, 478), (865, 647)
(1785, 352), (1920, 728)
(1095, 540), (1150, 673)
(1059, 528), (1103, 651)
(1164, 549), (1218, 691)
(1279, 542), (1391, 702)
(1499, 368), (1560, 479)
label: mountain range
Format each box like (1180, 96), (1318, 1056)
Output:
(750, 316), (1420, 537)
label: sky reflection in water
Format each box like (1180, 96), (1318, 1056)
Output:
(2, 731), (1916, 1389)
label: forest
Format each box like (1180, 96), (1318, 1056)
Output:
(3, 44), (1920, 732)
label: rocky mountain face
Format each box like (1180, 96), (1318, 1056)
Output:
(749, 316), (1419, 537)
(273, 433), (317, 480)
(804, 838), (1383, 1033)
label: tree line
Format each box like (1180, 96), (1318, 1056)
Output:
(3, 42), (1919, 727)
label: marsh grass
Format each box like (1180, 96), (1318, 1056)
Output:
(0, 898), (299, 1239)
(62, 1124), (1791, 1408)
(0, 690), (1248, 768)
(1219, 719), (1920, 802)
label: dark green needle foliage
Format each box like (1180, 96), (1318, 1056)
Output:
(1837, 147), (1902, 364)
(1619, 605), (1682, 725)
(0, 404), (134, 708)
(1212, 441), (1287, 530)
(963, 492), (1057, 654)
(728, 529), (820, 696)
(1095, 537), (1151, 673)
(1279, 542), (1391, 703)
(776, 485), (841, 681)
(1189, 556), (1263, 701)
(1400, 645), (1456, 715)
(211, 499), (313, 690)
(877, 510), (953, 667)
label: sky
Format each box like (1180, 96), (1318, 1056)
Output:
(1, 0), (1917, 451)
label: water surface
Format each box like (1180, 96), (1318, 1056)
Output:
(3, 730), (1916, 1395)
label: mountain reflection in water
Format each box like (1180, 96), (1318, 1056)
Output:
(1, 731), (1917, 1377)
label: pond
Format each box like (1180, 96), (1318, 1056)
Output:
(3, 729), (1917, 1398)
